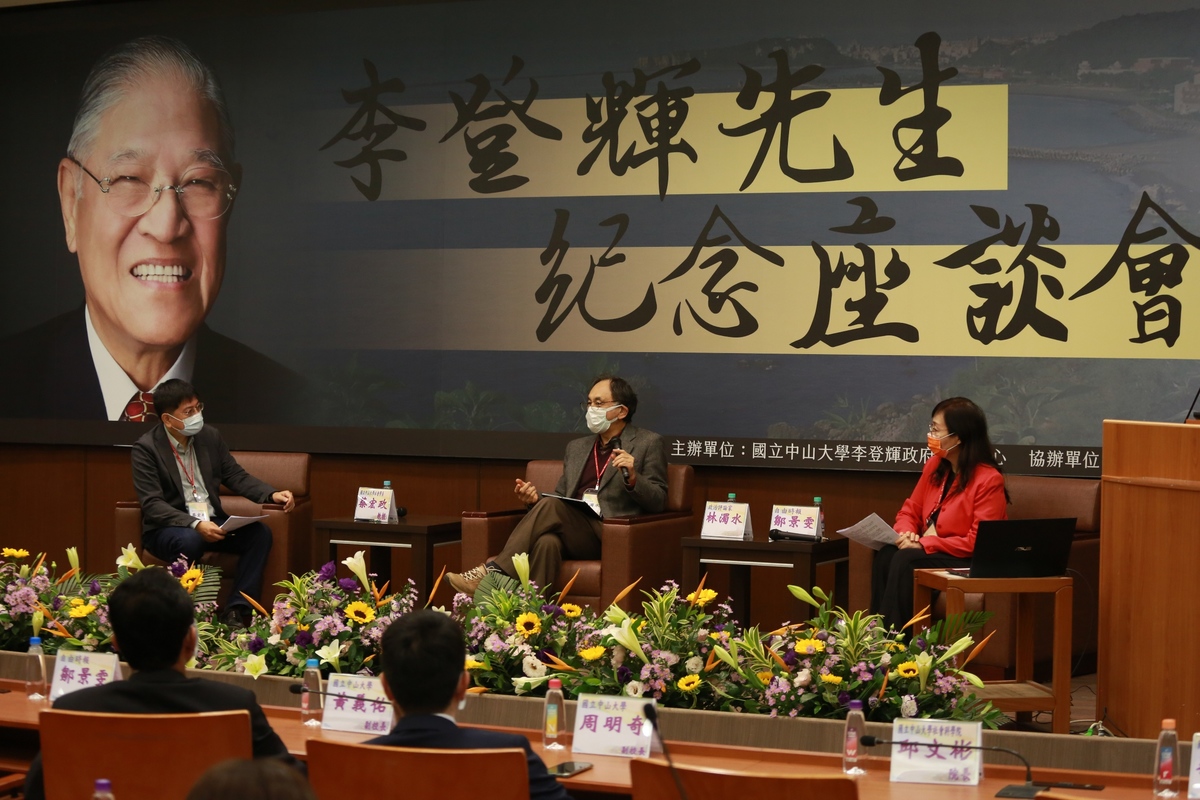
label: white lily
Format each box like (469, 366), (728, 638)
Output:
(243, 653), (269, 680)
(341, 551), (371, 594)
(914, 651), (934, 693)
(117, 543), (145, 571)
(31, 610), (43, 638)
(936, 635), (975, 665)
(511, 552), (531, 589)
(316, 642), (341, 672)
(612, 618), (649, 664)
(787, 584), (821, 609)
(66, 547), (79, 573)
(512, 674), (554, 695)
(602, 604), (630, 626)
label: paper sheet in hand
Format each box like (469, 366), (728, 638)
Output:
(220, 514), (268, 533)
(539, 493), (601, 519)
(837, 513), (898, 551)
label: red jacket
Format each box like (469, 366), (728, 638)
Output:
(893, 455), (1007, 559)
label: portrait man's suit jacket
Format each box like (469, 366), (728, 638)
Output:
(0, 306), (306, 422)
(555, 424), (668, 517)
(367, 714), (573, 800)
(132, 423), (276, 535)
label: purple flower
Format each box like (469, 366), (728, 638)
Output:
(294, 630), (313, 647)
(168, 560), (188, 578)
(246, 636), (265, 654)
(782, 649), (798, 667)
(88, 579), (102, 596)
(317, 561), (337, 582)
(338, 578), (359, 593)
(913, 637), (926, 650)
(814, 630), (829, 641)
(540, 604), (564, 618)
(616, 665), (633, 684)
(837, 691), (851, 706)
(51, 596), (62, 611)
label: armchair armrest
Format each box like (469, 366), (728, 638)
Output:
(599, 512), (695, 610)
(601, 510), (692, 527)
(462, 509), (527, 567)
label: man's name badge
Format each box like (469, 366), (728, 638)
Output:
(186, 502), (209, 522)
(321, 674), (394, 734)
(571, 694), (654, 758)
(354, 487), (399, 523)
(582, 490), (602, 517)
(700, 500), (752, 540)
(50, 651), (122, 701)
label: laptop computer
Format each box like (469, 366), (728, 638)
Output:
(965, 518), (1077, 578)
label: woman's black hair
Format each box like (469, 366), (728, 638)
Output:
(930, 396), (1008, 501)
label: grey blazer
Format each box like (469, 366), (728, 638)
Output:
(555, 425), (668, 517)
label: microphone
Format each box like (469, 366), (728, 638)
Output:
(859, 735), (1040, 797)
(643, 703), (690, 800)
(1186, 383), (1200, 422)
(611, 437), (630, 483)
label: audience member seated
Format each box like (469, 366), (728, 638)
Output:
(188, 759), (315, 800)
(371, 611), (572, 800)
(23, 568), (298, 800)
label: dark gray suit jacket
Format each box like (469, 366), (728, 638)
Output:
(556, 425), (668, 517)
(132, 423), (276, 535)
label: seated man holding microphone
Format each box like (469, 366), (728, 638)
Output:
(447, 375), (668, 595)
(133, 379), (294, 627)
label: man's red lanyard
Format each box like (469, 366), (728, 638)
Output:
(169, 440), (200, 501)
(592, 440), (615, 491)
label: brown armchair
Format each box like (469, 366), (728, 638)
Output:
(115, 451), (313, 607)
(462, 461), (696, 610)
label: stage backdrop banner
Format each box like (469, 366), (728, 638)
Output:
(2, 0), (1199, 476)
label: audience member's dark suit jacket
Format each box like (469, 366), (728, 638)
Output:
(23, 669), (297, 800)
(132, 423), (276, 536)
(367, 714), (573, 800)
(0, 306), (306, 422)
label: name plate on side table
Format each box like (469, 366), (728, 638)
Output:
(700, 501), (752, 540)
(571, 694), (655, 758)
(50, 651), (121, 701)
(320, 674), (394, 734)
(769, 505), (822, 540)
(888, 719), (982, 786)
(354, 487), (399, 523)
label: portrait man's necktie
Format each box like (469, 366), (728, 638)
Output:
(120, 391), (156, 423)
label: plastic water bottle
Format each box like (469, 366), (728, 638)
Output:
(92, 778), (115, 799)
(543, 678), (565, 750)
(813, 496), (825, 541)
(843, 699), (866, 775)
(301, 658), (323, 727)
(727, 492), (736, 502)
(1154, 718), (1178, 797)
(25, 636), (45, 701)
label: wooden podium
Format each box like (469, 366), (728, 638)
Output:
(1098, 420), (1200, 740)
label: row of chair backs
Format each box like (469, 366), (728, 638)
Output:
(35, 708), (858, 800)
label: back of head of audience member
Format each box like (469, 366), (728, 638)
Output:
(109, 566), (195, 671)
(379, 610), (466, 715)
(187, 759), (315, 800)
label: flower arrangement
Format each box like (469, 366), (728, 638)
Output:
(207, 551), (421, 678)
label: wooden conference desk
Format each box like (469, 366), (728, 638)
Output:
(0, 685), (1161, 800)
(262, 706), (1153, 800)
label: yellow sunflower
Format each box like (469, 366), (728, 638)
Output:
(793, 638), (825, 655)
(515, 612), (541, 637)
(69, 597), (85, 607)
(686, 588), (719, 607)
(1, 548), (29, 559)
(561, 603), (583, 618)
(69, 604), (95, 619)
(465, 657), (488, 670)
(345, 601), (376, 625)
(677, 674), (702, 693)
(578, 645), (606, 662)
(896, 661), (919, 678)
(756, 670), (775, 685)
(179, 568), (204, 594)
(819, 673), (843, 685)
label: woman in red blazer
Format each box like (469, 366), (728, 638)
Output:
(871, 397), (1008, 629)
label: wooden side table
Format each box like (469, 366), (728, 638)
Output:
(313, 516), (462, 601)
(912, 570), (1073, 734)
(681, 537), (849, 626)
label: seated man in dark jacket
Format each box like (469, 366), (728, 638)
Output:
(24, 567), (297, 800)
(369, 611), (572, 800)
